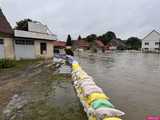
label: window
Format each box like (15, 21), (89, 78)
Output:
(155, 42), (160, 46)
(40, 42), (47, 54)
(25, 40), (34, 45)
(15, 38), (34, 45)
(144, 48), (149, 50)
(0, 39), (4, 44)
(145, 42), (149, 45)
(155, 48), (160, 50)
(15, 39), (25, 45)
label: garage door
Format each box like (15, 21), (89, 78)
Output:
(0, 39), (4, 58)
(15, 38), (35, 59)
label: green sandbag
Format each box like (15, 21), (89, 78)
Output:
(91, 99), (114, 109)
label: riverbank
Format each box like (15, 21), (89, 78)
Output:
(0, 60), (87, 120)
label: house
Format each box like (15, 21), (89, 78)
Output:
(14, 21), (57, 59)
(0, 9), (15, 59)
(0, 8), (57, 60)
(104, 39), (126, 50)
(142, 30), (160, 52)
(53, 41), (66, 54)
(73, 39), (90, 51)
(95, 40), (105, 53)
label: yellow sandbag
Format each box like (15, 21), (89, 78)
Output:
(87, 93), (109, 104)
(72, 63), (81, 71)
(103, 117), (122, 120)
(89, 116), (97, 120)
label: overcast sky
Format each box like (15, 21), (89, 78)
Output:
(0, 0), (160, 40)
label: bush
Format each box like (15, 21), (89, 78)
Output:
(0, 59), (16, 69)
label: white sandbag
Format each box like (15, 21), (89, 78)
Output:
(82, 85), (102, 91)
(83, 86), (103, 97)
(81, 82), (96, 88)
(80, 79), (94, 84)
(95, 107), (125, 119)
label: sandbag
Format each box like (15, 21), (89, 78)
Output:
(82, 85), (101, 90)
(103, 117), (122, 120)
(74, 78), (94, 87)
(81, 82), (96, 88)
(91, 99), (114, 109)
(83, 86), (103, 97)
(66, 55), (74, 65)
(87, 93), (109, 104)
(89, 116), (97, 120)
(95, 107), (125, 119)
(72, 63), (81, 71)
(78, 78), (94, 85)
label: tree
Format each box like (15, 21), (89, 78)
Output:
(78, 35), (82, 40)
(15, 19), (32, 31)
(66, 34), (72, 46)
(86, 34), (97, 42)
(125, 37), (142, 50)
(101, 31), (116, 45)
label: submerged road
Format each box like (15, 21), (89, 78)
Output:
(76, 52), (160, 120)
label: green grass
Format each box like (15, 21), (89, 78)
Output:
(0, 59), (41, 70)
(0, 59), (16, 69)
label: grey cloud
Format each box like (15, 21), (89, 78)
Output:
(0, 0), (160, 40)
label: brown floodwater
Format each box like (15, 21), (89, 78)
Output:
(76, 52), (160, 120)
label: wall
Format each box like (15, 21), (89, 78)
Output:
(15, 30), (57, 41)
(0, 38), (4, 58)
(4, 37), (15, 59)
(142, 31), (160, 51)
(34, 40), (53, 59)
(28, 22), (48, 34)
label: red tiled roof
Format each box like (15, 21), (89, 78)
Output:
(0, 9), (13, 36)
(76, 40), (90, 48)
(96, 40), (104, 48)
(53, 41), (66, 48)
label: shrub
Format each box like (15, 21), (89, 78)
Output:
(0, 59), (16, 69)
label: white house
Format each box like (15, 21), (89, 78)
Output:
(14, 21), (57, 59)
(142, 30), (160, 52)
(1, 8), (57, 60)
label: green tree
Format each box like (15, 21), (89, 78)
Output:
(126, 37), (142, 50)
(86, 34), (97, 42)
(15, 19), (32, 31)
(78, 35), (82, 40)
(101, 31), (116, 45)
(66, 34), (72, 46)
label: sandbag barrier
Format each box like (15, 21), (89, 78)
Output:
(62, 55), (125, 120)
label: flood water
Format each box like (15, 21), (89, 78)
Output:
(77, 52), (160, 120)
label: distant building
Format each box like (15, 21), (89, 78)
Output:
(14, 21), (57, 59)
(53, 41), (66, 54)
(95, 40), (105, 53)
(0, 9), (15, 59)
(73, 39), (90, 51)
(107, 39), (126, 50)
(142, 30), (160, 52)
(0, 8), (57, 60)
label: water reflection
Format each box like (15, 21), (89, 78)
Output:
(77, 52), (160, 120)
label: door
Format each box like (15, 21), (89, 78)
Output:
(0, 39), (4, 58)
(15, 38), (35, 59)
(40, 42), (47, 55)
